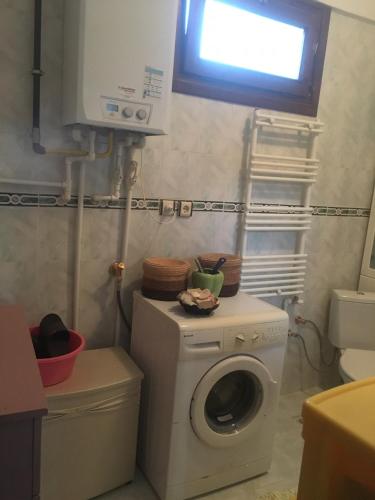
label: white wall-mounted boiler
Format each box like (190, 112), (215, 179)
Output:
(62, 0), (178, 135)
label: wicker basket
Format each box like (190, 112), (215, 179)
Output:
(142, 258), (191, 300)
(198, 253), (241, 297)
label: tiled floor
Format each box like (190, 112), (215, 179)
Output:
(98, 388), (321, 500)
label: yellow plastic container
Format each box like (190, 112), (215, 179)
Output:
(297, 377), (375, 500)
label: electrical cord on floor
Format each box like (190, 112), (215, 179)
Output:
(116, 288), (131, 331)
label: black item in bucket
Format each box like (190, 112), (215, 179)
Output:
(36, 314), (70, 358)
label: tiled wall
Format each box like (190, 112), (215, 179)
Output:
(1, 1), (375, 393)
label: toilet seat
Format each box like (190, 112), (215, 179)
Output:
(339, 348), (375, 382)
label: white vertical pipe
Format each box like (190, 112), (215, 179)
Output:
(121, 178), (134, 266)
(114, 149), (139, 347)
(239, 111), (259, 257)
(114, 144), (125, 200)
(92, 142), (126, 202)
(120, 157), (139, 264)
(72, 130), (96, 331)
(62, 158), (72, 202)
(296, 132), (319, 255)
(73, 162), (85, 330)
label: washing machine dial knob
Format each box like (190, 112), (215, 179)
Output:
(136, 109), (147, 120)
(236, 334), (245, 343)
(122, 107), (134, 118)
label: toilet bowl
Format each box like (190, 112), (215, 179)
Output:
(329, 290), (375, 383)
(339, 348), (375, 383)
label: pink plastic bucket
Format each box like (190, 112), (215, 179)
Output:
(30, 327), (85, 387)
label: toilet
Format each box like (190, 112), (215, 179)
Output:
(329, 289), (375, 383)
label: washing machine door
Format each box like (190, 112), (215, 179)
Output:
(190, 355), (278, 448)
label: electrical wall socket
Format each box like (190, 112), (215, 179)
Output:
(160, 199), (175, 216)
(178, 200), (193, 218)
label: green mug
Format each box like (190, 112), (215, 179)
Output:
(191, 269), (224, 297)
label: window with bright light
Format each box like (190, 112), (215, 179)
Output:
(173, 0), (331, 116)
(200, 0), (305, 80)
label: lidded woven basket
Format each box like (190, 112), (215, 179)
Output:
(142, 257), (191, 301)
(198, 253), (241, 297)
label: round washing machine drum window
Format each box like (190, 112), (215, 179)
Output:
(205, 370), (263, 434)
(190, 355), (277, 448)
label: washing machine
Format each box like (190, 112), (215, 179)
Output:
(131, 291), (289, 500)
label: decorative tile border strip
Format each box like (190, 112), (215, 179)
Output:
(0, 193), (244, 213)
(312, 206), (370, 217)
(0, 192), (370, 217)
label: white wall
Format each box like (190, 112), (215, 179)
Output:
(306, 0), (375, 22)
(1, 2), (375, 393)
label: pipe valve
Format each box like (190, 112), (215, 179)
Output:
(111, 261), (126, 282)
(295, 315), (307, 325)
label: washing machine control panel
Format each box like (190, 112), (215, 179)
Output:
(179, 322), (287, 358)
(223, 322), (287, 352)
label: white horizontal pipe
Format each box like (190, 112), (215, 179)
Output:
(251, 175), (316, 184)
(243, 259), (307, 266)
(256, 120), (323, 134)
(242, 272), (306, 280)
(249, 290), (305, 298)
(245, 226), (310, 231)
(255, 111), (323, 128)
(247, 206), (313, 213)
(240, 283), (306, 293)
(247, 215), (311, 221)
(247, 213), (312, 219)
(92, 195), (119, 202)
(246, 220), (311, 226)
(241, 278), (305, 286)
(0, 177), (64, 188)
(242, 266), (307, 273)
(242, 254), (307, 260)
(252, 161), (319, 170)
(252, 153), (319, 163)
(252, 169), (317, 178)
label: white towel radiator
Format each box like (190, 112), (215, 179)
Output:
(239, 110), (324, 299)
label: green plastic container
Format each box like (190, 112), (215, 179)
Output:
(191, 270), (224, 297)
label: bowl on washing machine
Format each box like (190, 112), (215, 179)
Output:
(179, 301), (219, 316)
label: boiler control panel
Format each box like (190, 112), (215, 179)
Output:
(101, 97), (152, 125)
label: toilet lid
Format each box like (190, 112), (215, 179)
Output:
(340, 349), (375, 381)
